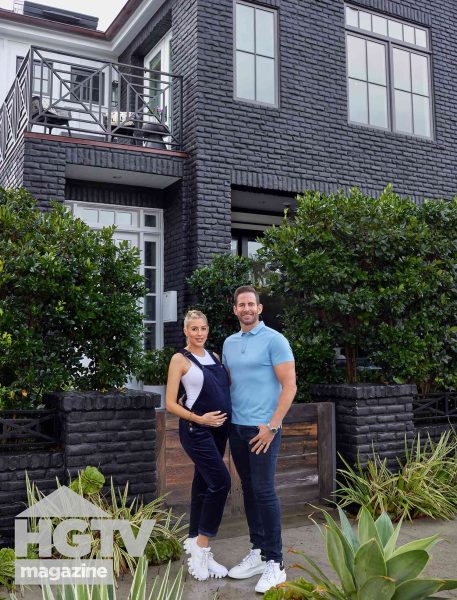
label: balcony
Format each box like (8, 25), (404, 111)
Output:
(0, 46), (184, 165)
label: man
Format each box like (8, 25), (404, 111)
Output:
(222, 285), (297, 594)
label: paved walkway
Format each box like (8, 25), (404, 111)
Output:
(3, 511), (457, 599)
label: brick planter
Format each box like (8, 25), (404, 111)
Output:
(0, 390), (159, 548)
(311, 384), (416, 466)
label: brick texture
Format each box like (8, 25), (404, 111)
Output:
(0, 391), (159, 548)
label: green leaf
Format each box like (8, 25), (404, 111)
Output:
(391, 535), (440, 559)
(437, 580), (457, 591)
(326, 526), (356, 594)
(358, 576), (395, 600)
(358, 507), (380, 546)
(391, 579), (441, 600)
(384, 519), (404, 559)
(386, 550), (429, 584)
(375, 513), (394, 548)
(338, 506), (360, 552)
(354, 539), (386, 589)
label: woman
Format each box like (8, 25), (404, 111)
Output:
(166, 310), (231, 582)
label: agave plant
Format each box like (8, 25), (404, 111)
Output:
(286, 506), (457, 599)
(10, 557), (184, 600)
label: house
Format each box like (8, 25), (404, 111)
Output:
(0, 0), (454, 354)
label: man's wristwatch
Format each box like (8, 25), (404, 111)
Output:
(267, 422), (280, 435)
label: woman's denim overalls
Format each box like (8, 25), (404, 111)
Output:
(178, 349), (232, 538)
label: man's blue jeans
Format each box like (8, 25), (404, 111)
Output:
(229, 424), (282, 562)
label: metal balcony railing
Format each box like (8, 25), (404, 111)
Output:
(0, 46), (183, 163)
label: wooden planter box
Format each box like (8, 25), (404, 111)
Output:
(155, 403), (336, 516)
(0, 409), (60, 452)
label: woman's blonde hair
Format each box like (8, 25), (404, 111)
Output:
(183, 309), (208, 329)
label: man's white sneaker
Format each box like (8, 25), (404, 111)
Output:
(254, 560), (286, 593)
(183, 537), (228, 578)
(228, 548), (265, 579)
(187, 541), (210, 581)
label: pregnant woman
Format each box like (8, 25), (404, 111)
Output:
(166, 310), (231, 582)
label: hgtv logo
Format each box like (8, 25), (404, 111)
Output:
(15, 486), (155, 585)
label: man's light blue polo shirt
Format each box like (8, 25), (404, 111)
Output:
(222, 321), (294, 426)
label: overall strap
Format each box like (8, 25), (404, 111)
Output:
(206, 350), (221, 365)
(178, 348), (204, 370)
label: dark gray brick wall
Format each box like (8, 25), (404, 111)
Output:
(167, 0), (457, 272)
(312, 384), (416, 466)
(0, 391), (159, 548)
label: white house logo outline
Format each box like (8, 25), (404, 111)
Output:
(16, 486), (110, 518)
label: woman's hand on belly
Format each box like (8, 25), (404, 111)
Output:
(195, 411), (228, 427)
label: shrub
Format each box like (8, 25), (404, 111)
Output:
(289, 506), (457, 599)
(0, 548), (14, 591)
(25, 467), (185, 578)
(336, 430), (457, 521)
(135, 347), (176, 385)
(187, 253), (258, 353)
(259, 186), (457, 394)
(0, 188), (145, 409)
(264, 578), (321, 599)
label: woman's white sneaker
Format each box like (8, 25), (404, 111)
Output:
(184, 538), (228, 578)
(228, 548), (265, 579)
(255, 560), (286, 593)
(187, 542), (210, 581)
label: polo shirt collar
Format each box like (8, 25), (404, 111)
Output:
(240, 320), (265, 336)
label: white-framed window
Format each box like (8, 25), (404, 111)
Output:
(17, 56), (52, 95)
(66, 202), (163, 350)
(234, 1), (279, 106)
(70, 66), (105, 104)
(345, 5), (432, 138)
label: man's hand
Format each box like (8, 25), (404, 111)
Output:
(249, 424), (275, 454)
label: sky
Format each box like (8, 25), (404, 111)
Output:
(0, 0), (128, 30)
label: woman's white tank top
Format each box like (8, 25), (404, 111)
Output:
(181, 350), (216, 410)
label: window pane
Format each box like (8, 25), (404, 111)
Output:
(145, 324), (156, 351)
(145, 296), (156, 320)
(411, 54), (429, 96)
(80, 208), (98, 223)
(256, 9), (275, 57)
(372, 15), (387, 36)
(236, 3), (255, 52)
(256, 56), (275, 104)
(348, 79), (368, 124)
(393, 48), (411, 92)
(145, 241), (156, 267)
(403, 25), (415, 44)
(145, 269), (156, 293)
(359, 11), (371, 31)
(388, 20), (403, 40)
(346, 6), (358, 27)
(369, 84), (388, 128)
(145, 214), (157, 227)
(347, 35), (367, 80)
(99, 210), (115, 225)
(415, 28), (427, 48)
(413, 95), (431, 137)
(395, 90), (413, 133)
(247, 241), (262, 258)
(367, 41), (386, 85)
(231, 238), (239, 255)
(236, 51), (255, 100)
(117, 212), (132, 226)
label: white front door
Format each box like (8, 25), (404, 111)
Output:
(144, 31), (172, 130)
(67, 202), (164, 353)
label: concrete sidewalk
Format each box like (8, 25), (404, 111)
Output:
(3, 511), (457, 599)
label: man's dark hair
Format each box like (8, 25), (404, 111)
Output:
(233, 285), (260, 305)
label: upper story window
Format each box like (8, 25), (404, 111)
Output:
(70, 66), (105, 105)
(345, 5), (432, 138)
(17, 56), (51, 95)
(234, 1), (278, 106)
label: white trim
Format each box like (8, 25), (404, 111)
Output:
(65, 200), (164, 349)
